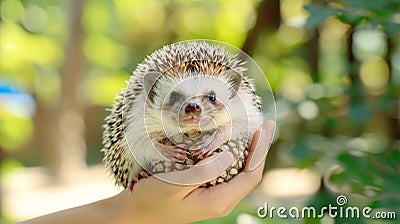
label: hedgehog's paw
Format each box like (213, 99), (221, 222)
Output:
(191, 140), (219, 159)
(191, 132), (226, 159)
(129, 171), (150, 191)
(158, 143), (189, 163)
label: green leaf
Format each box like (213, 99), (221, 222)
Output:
(291, 138), (311, 160)
(304, 4), (342, 28)
(370, 199), (400, 209)
(336, 11), (366, 26)
(342, 0), (400, 14)
(385, 21), (400, 37)
(350, 103), (372, 125)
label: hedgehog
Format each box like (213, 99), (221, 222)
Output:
(102, 41), (263, 189)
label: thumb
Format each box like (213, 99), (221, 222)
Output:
(154, 151), (234, 186)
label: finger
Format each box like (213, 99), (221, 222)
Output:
(184, 159), (265, 212)
(155, 151), (234, 185)
(247, 120), (275, 171)
(144, 151), (234, 196)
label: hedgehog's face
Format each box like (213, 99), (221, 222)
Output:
(165, 92), (221, 132)
(161, 76), (230, 133)
(143, 72), (241, 134)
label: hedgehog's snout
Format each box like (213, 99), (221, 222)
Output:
(185, 102), (201, 115)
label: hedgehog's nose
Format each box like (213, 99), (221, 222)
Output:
(185, 103), (201, 115)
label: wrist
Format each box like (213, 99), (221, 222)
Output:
(106, 190), (156, 224)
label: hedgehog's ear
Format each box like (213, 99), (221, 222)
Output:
(226, 70), (242, 99)
(143, 72), (161, 102)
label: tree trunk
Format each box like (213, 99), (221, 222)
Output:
(306, 29), (320, 82)
(55, 0), (87, 183)
(241, 0), (281, 56)
(35, 0), (87, 183)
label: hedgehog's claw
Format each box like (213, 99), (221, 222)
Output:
(158, 143), (189, 163)
(129, 171), (150, 191)
(191, 131), (227, 159)
(191, 140), (217, 159)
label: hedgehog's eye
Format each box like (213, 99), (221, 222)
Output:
(207, 91), (216, 103)
(169, 92), (180, 104)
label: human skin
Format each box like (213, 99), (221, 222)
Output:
(19, 121), (275, 224)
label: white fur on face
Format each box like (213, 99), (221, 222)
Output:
(143, 72), (262, 140)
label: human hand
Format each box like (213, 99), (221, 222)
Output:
(114, 120), (275, 224)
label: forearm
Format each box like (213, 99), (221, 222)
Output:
(18, 191), (134, 224)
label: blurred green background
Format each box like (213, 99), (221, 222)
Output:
(0, 0), (399, 223)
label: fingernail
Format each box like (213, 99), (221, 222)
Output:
(247, 121), (275, 171)
(262, 120), (275, 130)
(249, 129), (266, 171)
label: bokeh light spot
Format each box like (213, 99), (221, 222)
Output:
(298, 100), (319, 120)
(22, 5), (48, 33)
(359, 57), (389, 93)
(0, 0), (24, 22)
